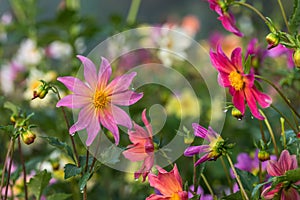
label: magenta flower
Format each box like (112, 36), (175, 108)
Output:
(207, 0), (243, 37)
(56, 55), (143, 146)
(261, 150), (300, 200)
(122, 109), (154, 182)
(246, 38), (268, 70)
(184, 123), (224, 166)
(146, 164), (188, 200)
(267, 44), (295, 69)
(210, 45), (272, 120)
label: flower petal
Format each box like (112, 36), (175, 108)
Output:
(218, 13), (243, 37)
(111, 91), (143, 106)
(261, 185), (281, 199)
(184, 145), (210, 157)
(56, 94), (90, 108)
(244, 87), (264, 120)
(231, 47), (243, 72)
(106, 72), (137, 94)
(123, 143), (148, 161)
(252, 87), (272, 108)
(85, 110), (101, 146)
(98, 57), (112, 90)
(77, 55), (97, 89)
(110, 104), (132, 129)
(192, 123), (208, 138)
(57, 76), (93, 96)
(232, 90), (245, 115)
(69, 104), (94, 135)
(195, 154), (210, 166)
(99, 109), (120, 145)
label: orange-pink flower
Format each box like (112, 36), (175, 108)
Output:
(146, 164), (188, 200)
(122, 109), (154, 181)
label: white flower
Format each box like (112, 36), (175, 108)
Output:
(47, 41), (72, 59)
(14, 39), (43, 67)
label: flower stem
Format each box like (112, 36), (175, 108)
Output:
(18, 136), (28, 200)
(4, 139), (15, 200)
(259, 120), (266, 144)
(89, 133), (102, 173)
(255, 75), (300, 119)
(200, 173), (215, 197)
(259, 110), (279, 157)
(226, 154), (249, 200)
(192, 155), (197, 194)
(220, 156), (233, 194)
(233, 2), (268, 24)
(277, 0), (290, 32)
(83, 147), (89, 200)
(126, 0), (141, 25)
(0, 138), (14, 199)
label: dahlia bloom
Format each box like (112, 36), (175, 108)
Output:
(146, 164), (188, 200)
(210, 46), (272, 120)
(207, 0), (243, 37)
(122, 109), (154, 182)
(246, 38), (268, 70)
(56, 55), (143, 146)
(261, 150), (300, 200)
(184, 123), (225, 166)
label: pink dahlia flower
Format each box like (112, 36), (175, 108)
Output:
(122, 109), (154, 182)
(210, 45), (272, 120)
(56, 55), (143, 146)
(261, 150), (300, 200)
(207, 0), (243, 37)
(146, 164), (188, 200)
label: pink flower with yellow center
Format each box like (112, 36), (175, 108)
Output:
(56, 55), (143, 146)
(184, 123), (225, 166)
(210, 45), (272, 120)
(207, 0), (243, 37)
(146, 164), (188, 200)
(261, 150), (300, 200)
(122, 109), (154, 182)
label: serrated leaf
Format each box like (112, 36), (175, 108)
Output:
(79, 172), (91, 192)
(28, 170), (51, 200)
(236, 168), (259, 191)
(47, 193), (72, 200)
(100, 145), (121, 165)
(289, 0), (300, 33)
(64, 163), (82, 179)
(41, 136), (74, 161)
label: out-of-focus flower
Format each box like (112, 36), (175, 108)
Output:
(210, 46), (272, 120)
(267, 44), (295, 68)
(123, 109), (154, 182)
(181, 15), (200, 36)
(207, 0), (243, 37)
(246, 38), (268, 70)
(184, 123), (226, 166)
(188, 185), (213, 200)
(56, 56), (143, 146)
(46, 41), (73, 60)
(146, 164), (188, 200)
(14, 38), (43, 67)
(261, 150), (300, 200)
(166, 89), (201, 119)
(0, 61), (24, 94)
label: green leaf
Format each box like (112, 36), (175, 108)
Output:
(4, 101), (19, 115)
(243, 54), (252, 74)
(79, 172), (91, 192)
(28, 170), (51, 200)
(289, 0), (300, 33)
(235, 168), (259, 191)
(221, 191), (243, 200)
(285, 168), (300, 183)
(251, 178), (273, 198)
(41, 136), (74, 161)
(100, 145), (121, 165)
(47, 193), (72, 200)
(64, 163), (82, 179)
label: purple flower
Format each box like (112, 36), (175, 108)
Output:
(246, 38), (268, 69)
(184, 123), (224, 166)
(56, 56), (143, 146)
(188, 185), (213, 200)
(267, 44), (295, 69)
(207, 0), (243, 37)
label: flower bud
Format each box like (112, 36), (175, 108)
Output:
(32, 82), (49, 100)
(258, 150), (270, 162)
(231, 107), (243, 120)
(21, 130), (36, 145)
(266, 33), (279, 49)
(293, 49), (300, 68)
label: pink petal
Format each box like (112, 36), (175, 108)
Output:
(69, 104), (94, 135)
(261, 185), (280, 199)
(57, 76), (93, 96)
(267, 160), (283, 176)
(172, 164), (183, 189)
(195, 154), (210, 166)
(210, 49), (235, 74)
(232, 90), (245, 115)
(98, 57), (112, 90)
(106, 72), (137, 94)
(218, 72), (231, 87)
(56, 94), (90, 108)
(99, 109), (120, 145)
(110, 104), (132, 129)
(192, 123), (208, 138)
(184, 145), (210, 157)
(278, 150), (297, 172)
(219, 13), (243, 37)
(146, 194), (169, 200)
(230, 47), (243, 72)
(252, 87), (272, 108)
(85, 110), (101, 146)
(282, 187), (300, 200)
(123, 144), (148, 161)
(77, 55), (97, 89)
(128, 123), (149, 143)
(244, 87), (264, 120)
(111, 91), (143, 106)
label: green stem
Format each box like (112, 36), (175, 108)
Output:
(220, 156), (233, 194)
(226, 154), (249, 200)
(4, 139), (15, 200)
(277, 0), (290, 32)
(255, 75), (300, 119)
(233, 2), (268, 24)
(259, 120), (266, 144)
(89, 133), (102, 173)
(280, 117), (287, 149)
(259, 110), (279, 157)
(200, 173), (215, 197)
(192, 155), (197, 194)
(18, 136), (28, 200)
(270, 105), (298, 134)
(83, 147), (89, 200)
(126, 0), (141, 25)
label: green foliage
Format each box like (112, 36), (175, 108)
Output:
(28, 170), (51, 200)
(100, 145), (121, 165)
(79, 172), (92, 192)
(47, 193), (72, 200)
(64, 163), (82, 179)
(289, 0), (300, 33)
(221, 191), (243, 200)
(235, 168), (259, 192)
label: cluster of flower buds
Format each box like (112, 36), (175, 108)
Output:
(32, 80), (50, 100)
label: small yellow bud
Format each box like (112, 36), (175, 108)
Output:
(293, 49), (300, 68)
(32, 82), (49, 100)
(258, 150), (270, 162)
(266, 33), (279, 49)
(231, 107), (243, 120)
(21, 130), (36, 145)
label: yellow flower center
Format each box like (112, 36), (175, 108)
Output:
(228, 71), (244, 91)
(93, 90), (109, 109)
(170, 193), (181, 200)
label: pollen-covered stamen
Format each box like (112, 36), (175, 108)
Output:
(229, 71), (244, 91)
(93, 90), (110, 109)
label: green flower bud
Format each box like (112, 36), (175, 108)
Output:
(258, 150), (270, 162)
(21, 130), (36, 145)
(231, 107), (243, 120)
(293, 49), (300, 68)
(266, 33), (279, 49)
